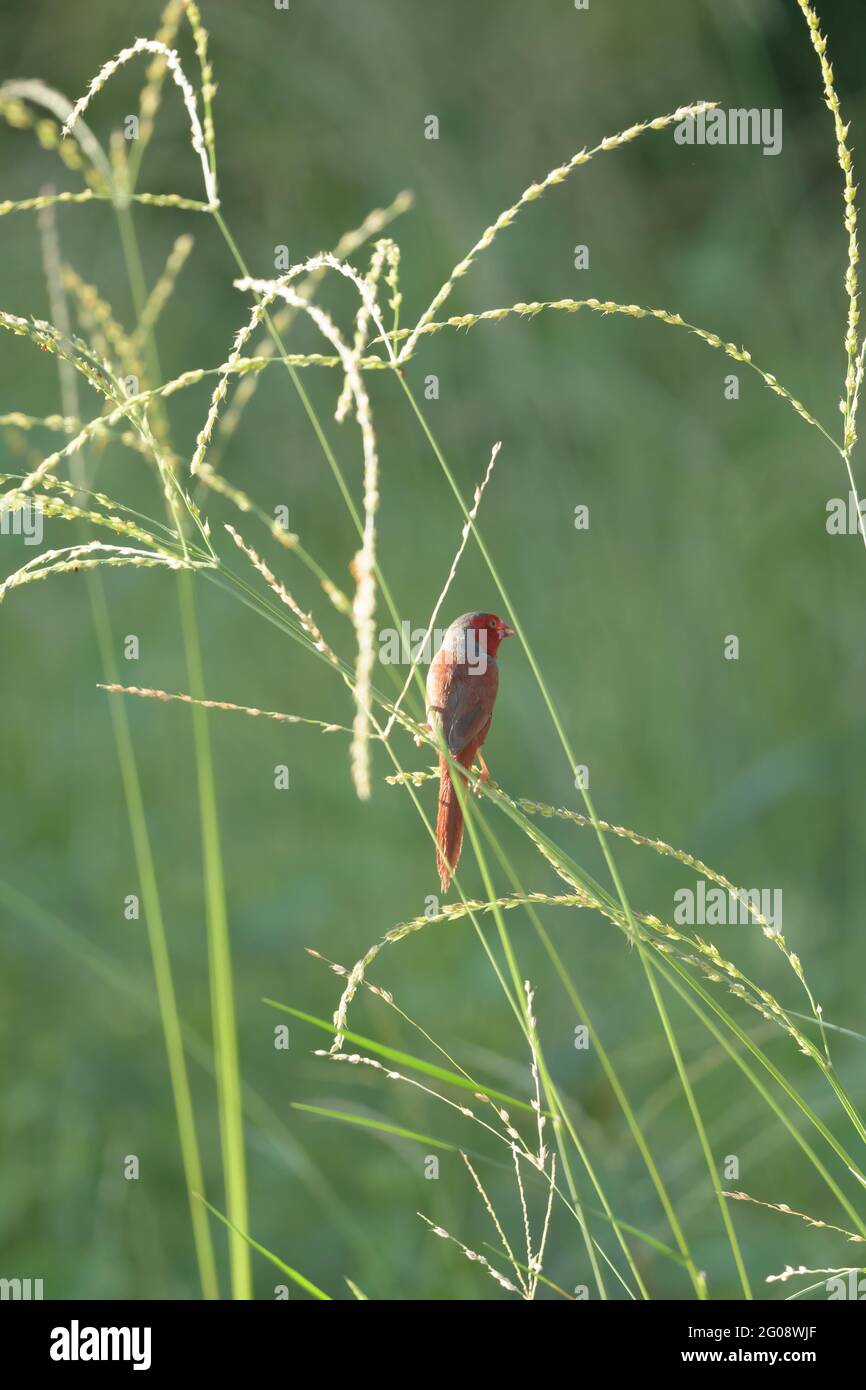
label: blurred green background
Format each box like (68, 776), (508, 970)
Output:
(2, 0), (866, 1300)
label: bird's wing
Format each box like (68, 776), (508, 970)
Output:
(438, 667), (497, 756)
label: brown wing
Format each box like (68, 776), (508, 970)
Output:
(432, 661), (499, 757)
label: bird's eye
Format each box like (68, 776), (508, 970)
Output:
(488, 617), (495, 628)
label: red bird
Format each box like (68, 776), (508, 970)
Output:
(425, 611), (515, 891)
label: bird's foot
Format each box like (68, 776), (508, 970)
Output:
(472, 756), (491, 796)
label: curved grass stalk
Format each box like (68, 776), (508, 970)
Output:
(0, 77), (113, 185)
(0, 541), (205, 600)
(0, 94), (99, 184)
(382, 299), (836, 449)
(304, 949), (479, 1083)
(335, 239), (390, 423)
(0, 307), (127, 398)
(389, 751), (831, 1104)
(98, 683), (352, 735)
(724, 1189), (864, 1243)
(0, 189), (211, 216)
(210, 190), (413, 466)
(210, 210), (429, 736)
(231, 273), (392, 800)
(497, 784), (828, 1055)
(0, 487), (169, 549)
(384, 770), (814, 1035)
(496, 786), (865, 1154)
(61, 37), (217, 208)
(398, 101), (720, 363)
(0, 316), (210, 552)
(1, 473), (197, 566)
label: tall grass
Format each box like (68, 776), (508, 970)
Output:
(1, 0), (864, 1298)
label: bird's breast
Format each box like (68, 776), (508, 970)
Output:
(426, 653), (499, 721)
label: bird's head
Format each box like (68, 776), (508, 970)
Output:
(444, 611), (515, 661)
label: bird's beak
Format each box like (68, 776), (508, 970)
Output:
(500, 623), (516, 639)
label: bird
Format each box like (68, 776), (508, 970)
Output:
(425, 611), (514, 891)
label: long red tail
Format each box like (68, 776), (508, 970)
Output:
(435, 751), (472, 892)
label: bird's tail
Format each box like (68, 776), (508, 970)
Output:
(436, 751), (471, 892)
